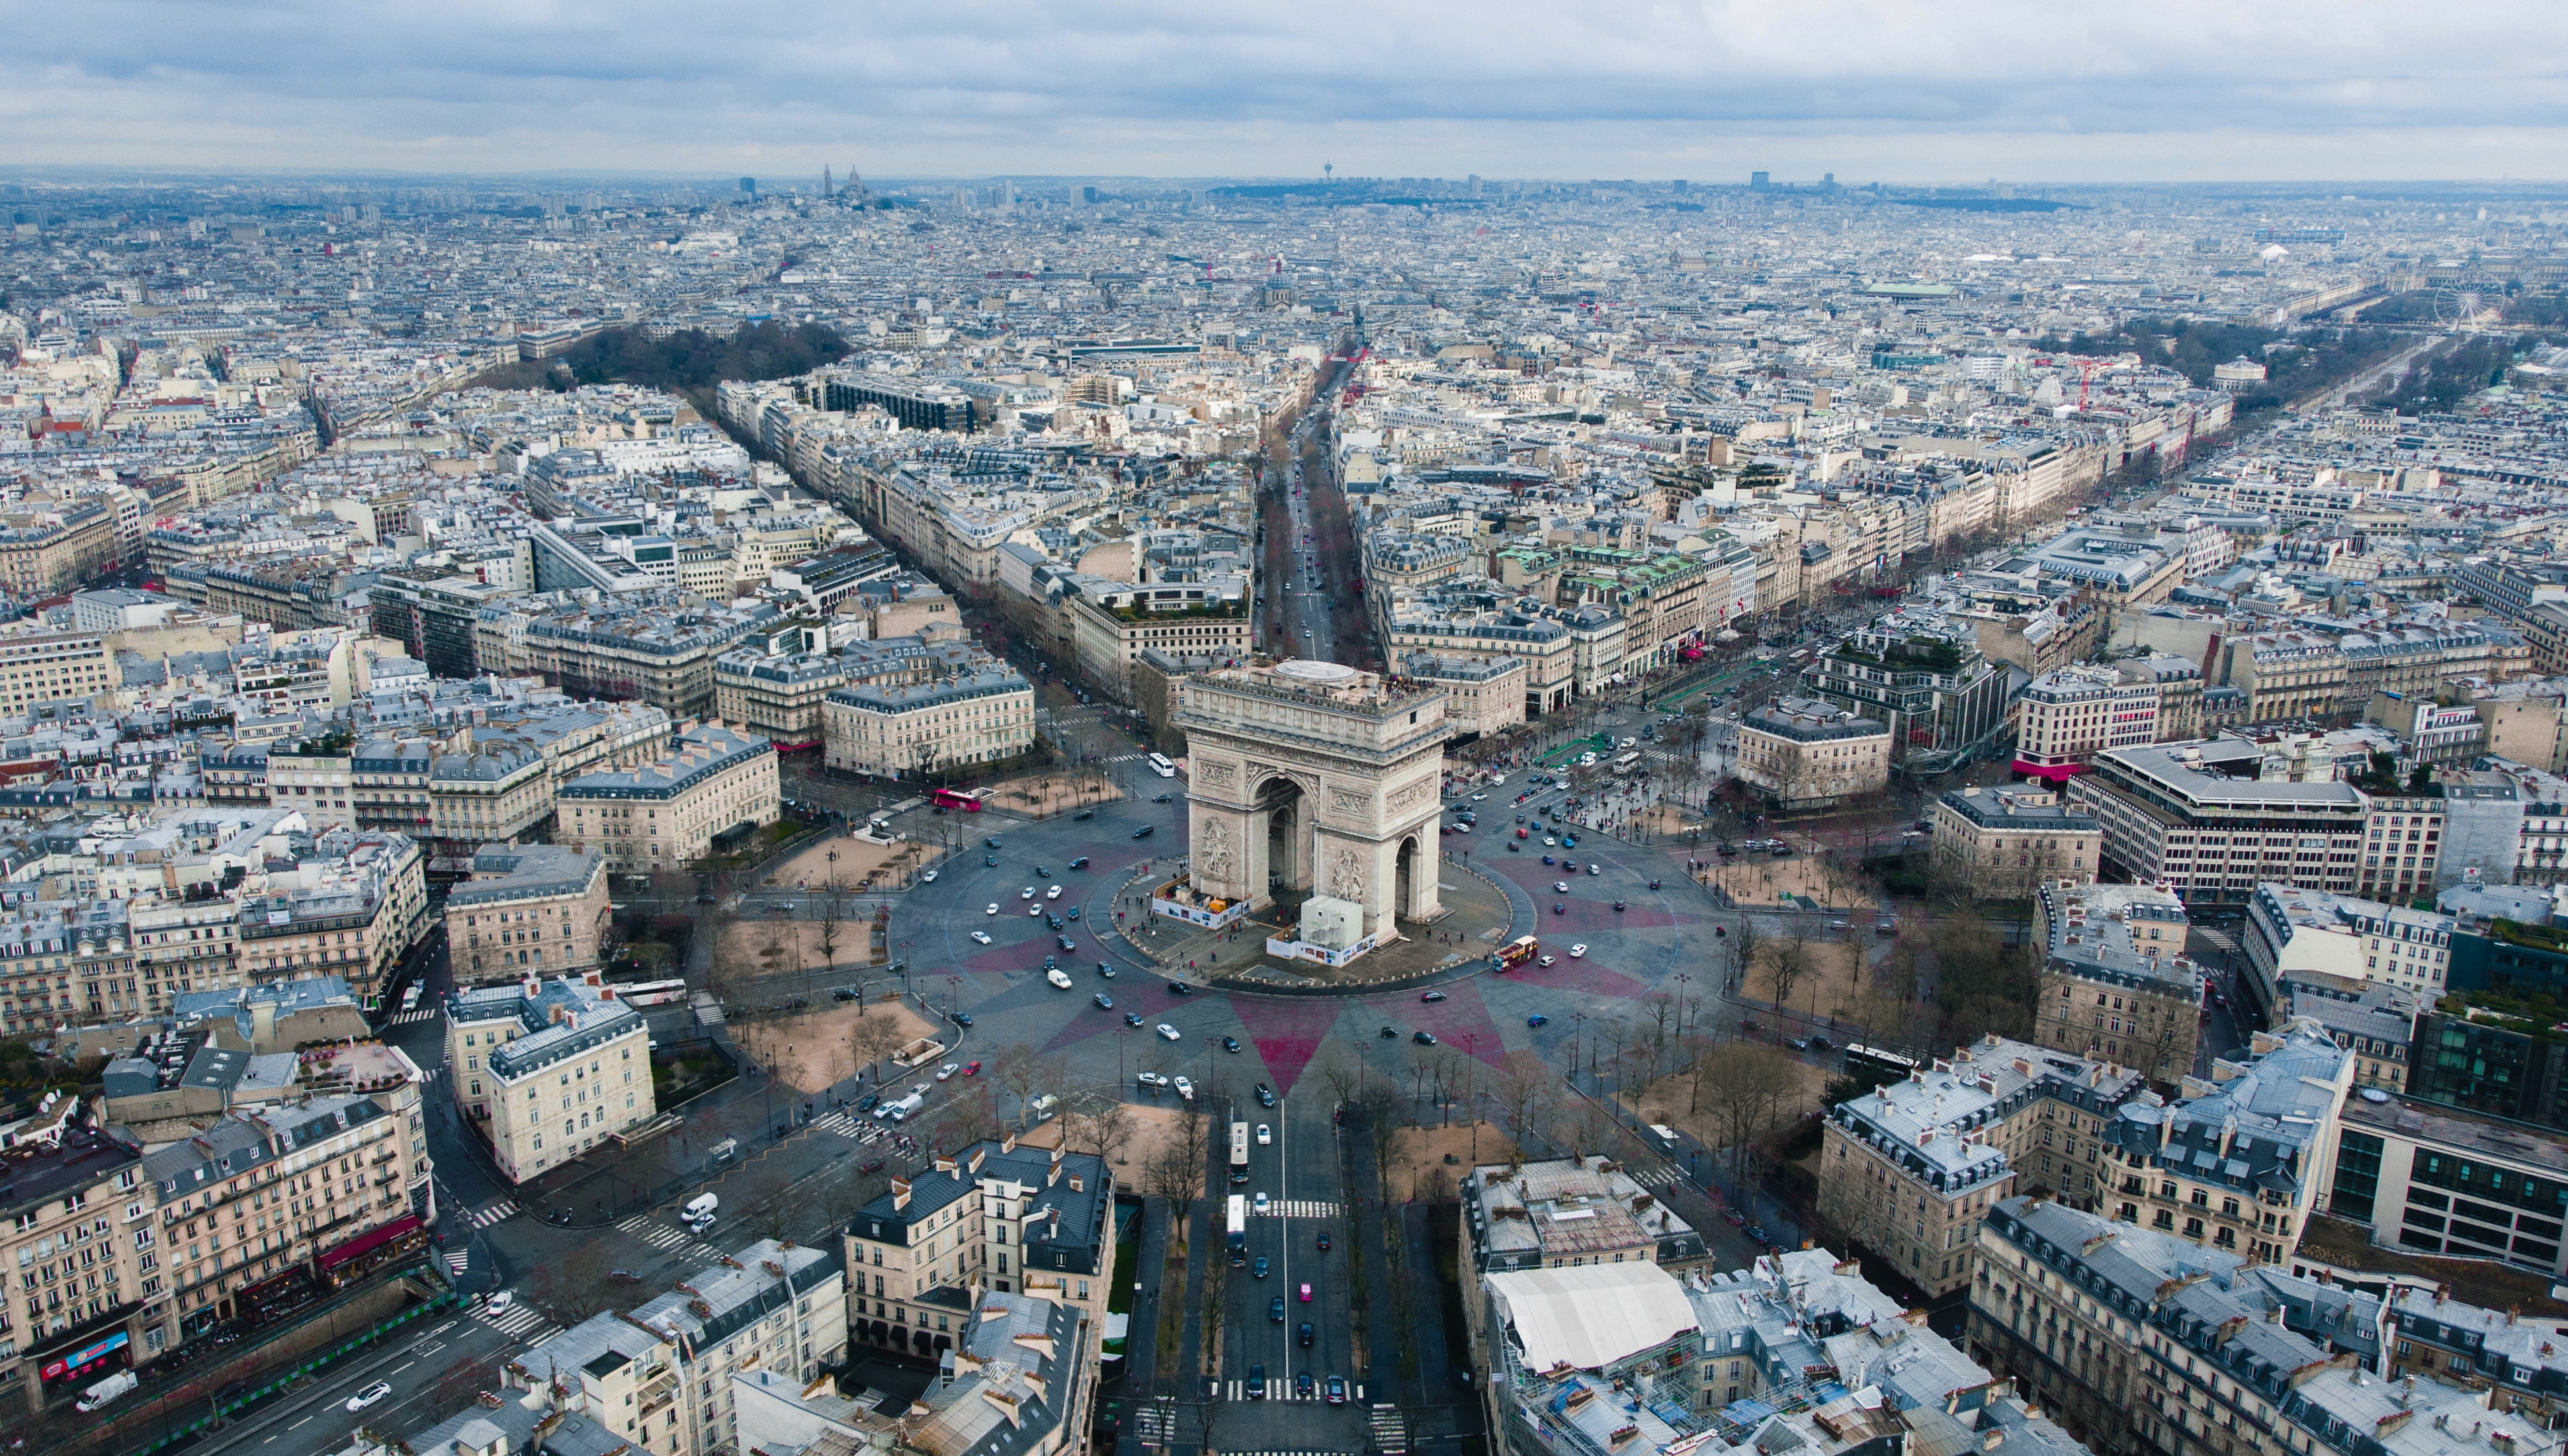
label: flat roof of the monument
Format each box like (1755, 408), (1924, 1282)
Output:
(1276, 660), (1360, 683)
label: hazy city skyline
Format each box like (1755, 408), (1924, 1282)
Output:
(5, 0), (2565, 181)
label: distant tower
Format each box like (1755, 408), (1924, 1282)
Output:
(823, 165), (834, 198)
(1324, 161), (1333, 183)
(1750, 171), (1770, 191)
(739, 176), (757, 198)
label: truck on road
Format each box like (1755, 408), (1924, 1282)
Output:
(76, 1371), (138, 1412)
(877, 1091), (926, 1123)
(683, 1193), (718, 1232)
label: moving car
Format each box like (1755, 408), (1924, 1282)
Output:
(1046, 885), (1062, 900)
(1421, 990), (1447, 1002)
(1068, 856), (1090, 869)
(1094, 993), (1114, 1009)
(1569, 944), (1588, 958)
(1125, 1013), (1146, 1027)
(1326, 1373), (1348, 1404)
(1152, 793), (1173, 803)
(1156, 1023), (1181, 1041)
(970, 931), (992, 945)
(986, 904), (1000, 915)
(1256, 1083), (1276, 1106)
(1047, 968), (1074, 990)
(1253, 1255), (1269, 1279)
(1174, 1076), (1195, 1099)
(1537, 954), (1555, 967)
(1553, 880), (1570, 892)
(1021, 887), (1035, 900)
(1269, 1296), (1286, 1322)
(1256, 1123), (1271, 1144)
(1527, 1013), (1549, 1026)
(1133, 825), (1156, 839)
(347, 1381), (394, 1412)
(1221, 1035), (1242, 1052)
(936, 1062), (960, 1080)
(1254, 1191), (1271, 1214)
(1168, 981), (1194, 996)
(1098, 963), (1118, 978)
(1412, 1030), (1437, 1045)
(1299, 1282), (1312, 1302)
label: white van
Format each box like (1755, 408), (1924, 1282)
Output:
(683, 1192), (718, 1232)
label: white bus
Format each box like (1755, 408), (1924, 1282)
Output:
(1147, 752), (1177, 779)
(1228, 1121), (1251, 1185)
(1226, 1194), (1248, 1265)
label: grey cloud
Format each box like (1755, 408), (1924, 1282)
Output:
(5, 0), (2568, 175)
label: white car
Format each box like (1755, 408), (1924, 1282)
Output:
(347, 1380), (394, 1411)
(1029, 905), (1043, 916)
(936, 1062), (960, 1080)
(1588, 863), (1601, 875)
(1537, 954), (1557, 967)
(1553, 880), (1570, 892)
(1543, 836), (1557, 846)
(1046, 885), (1062, 900)
(970, 931), (992, 945)
(1471, 792), (1486, 801)
(1021, 887), (1036, 900)
(1254, 1191), (1271, 1214)
(1569, 944), (1588, 958)
(1156, 1023), (1181, 1041)
(1047, 968), (1074, 989)
(1174, 1075), (1195, 1099)
(1256, 1123), (1272, 1145)
(986, 903), (1000, 916)
(920, 869), (938, 882)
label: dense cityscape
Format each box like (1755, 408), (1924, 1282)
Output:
(5, 161), (2568, 1456)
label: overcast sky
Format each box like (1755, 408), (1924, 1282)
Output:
(5, 0), (2564, 183)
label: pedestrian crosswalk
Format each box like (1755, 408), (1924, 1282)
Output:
(384, 1008), (439, 1026)
(1370, 1404), (1410, 1455)
(618, 1215), (692, 1250)
(444, 1249), (469, 1275)
(1629, 1165), (1680, 1189)
(483, 1303), (558, 1342)
(1133, 1400), (1179, 1442)
(1220, 1377), (1355, 1401)
(466, 1199), (521, 1229)
(811, 1110), (880, 1140)
(1256, 1199), (1340, 1219)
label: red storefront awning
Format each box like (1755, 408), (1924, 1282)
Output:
(2010, 759), (2088, 783)
(318, 1215), (423, 1271)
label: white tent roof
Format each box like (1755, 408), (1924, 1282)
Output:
(1486, 1263), (1698, 1372)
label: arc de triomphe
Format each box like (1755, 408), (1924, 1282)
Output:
(1172, 660), (1450, 941)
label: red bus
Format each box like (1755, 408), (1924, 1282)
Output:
(931, 788), (986, 812)
(1493, 935), (1539, 971)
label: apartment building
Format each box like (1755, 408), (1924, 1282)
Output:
(1062, 589), (1252, 703)
(1820, 1035), (2143, 1297)
(2278, 974), (2417, 1093)
(510, 1238), (847, 1456)
(476, 589), (775, 721)
(2217, 631), (2350, 723)
(2070, 740), (2372, 912)
(1476, 1246), (2080, 1456)
(0, 501), (119, 597)
(1735, 696), (1891, 812)
(2356, 792), (2447, 904)
(1460, 1154), (1709, 1272)
(1398, 650), (1528, 739)
(820, 667), (1035, 781)
(843, 1139), (1114, 1357)
(230, 831), (430, 1006)
(445, 845), (610, 985)
(1932, 786), (2102, 898)
(0, 1103), (159, 1413)
(2013, 664), (2162, 778)
(143, 1092), (430, 1349)
(426, 738), (552, 846)
(2031, 880), (2203, 1082)
(1968, 1197), (2400, 1456)
(560, 723), (779, 875)
(1803, 614), (2011, 775)
(265, 732), (357, 832)
(0, 624), (116, 717)
(714, 646), (851, 748)
(445, 971), (654, 1183)
(346, 734), (435, 836)
(2095, 1023), (2354, 1265)
(2380, 1284), (2568, 1424)
(2243, 883), (2454, 1026)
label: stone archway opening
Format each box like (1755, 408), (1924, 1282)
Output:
(1394, 834), (1423, 920)
(1257, 776), (1308, 894)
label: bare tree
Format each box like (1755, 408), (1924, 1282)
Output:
(1489, 1050), (1555, 1156)
(1640, 994), (1677, 1076)
(851, 1013), (907, 1085)
(1699, 1043), (1807, 1185)
(1144, 1128), (1207, 1226)
(1727, 916), (1762, 996)
(990, 1041), (1045, 1126)
(1766, 931), (1811, 1020)
(1315, 1045), (1363, 1111)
